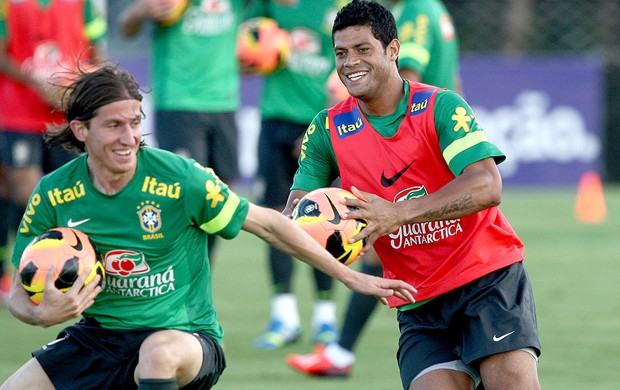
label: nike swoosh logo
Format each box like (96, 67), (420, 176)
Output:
(325, 195), (341, 225)
(67, 218), (91, 228)
(381, 162), (414, 187)
(68, 229), (83, 251)
(493, 331), (515, 342)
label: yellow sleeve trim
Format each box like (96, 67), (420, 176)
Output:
(199, 191), (241, 234)
(443, 131), (488, 166)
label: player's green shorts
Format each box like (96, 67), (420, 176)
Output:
(396, 262), (541, 389)
(33, 317), (226, 389)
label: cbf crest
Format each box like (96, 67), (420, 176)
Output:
(136, 201), (162, 233)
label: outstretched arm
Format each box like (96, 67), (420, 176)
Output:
(242, 203), (417, 305)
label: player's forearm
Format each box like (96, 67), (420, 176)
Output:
(7, 270), (45, 327)
(405, 159), (502, 223)
(276, 224), (348, 279)
(244, 204), (349, 280)
(8, 269), (92, 328)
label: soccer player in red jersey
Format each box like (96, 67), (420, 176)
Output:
(285, 1), (541, 388)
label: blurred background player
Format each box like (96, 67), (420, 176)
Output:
(391, 0), (462, 94)
(118, 0), (244, 261)
(286, 0), (464, 376)
(243, 0), (349, 350)
(0, 0), (106, 301)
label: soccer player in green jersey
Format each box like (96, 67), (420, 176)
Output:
(0, 64), (416, 390)
(284, 1), (541, 389)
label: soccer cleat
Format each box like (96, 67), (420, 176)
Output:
(312, 321), (339, 345)
(253, 319), (301, 350)
(286, 346), (352, 377)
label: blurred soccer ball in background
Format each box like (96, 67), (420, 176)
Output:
(236, 17), (291, 75)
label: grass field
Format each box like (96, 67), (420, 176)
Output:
(1, 185), (619, 389)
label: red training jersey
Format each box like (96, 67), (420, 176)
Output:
(327, 82), (525, 307)
(0, 0), (94, 132)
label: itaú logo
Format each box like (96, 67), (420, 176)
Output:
(333, 106), (365, 138)
(409, 90), (434, 116)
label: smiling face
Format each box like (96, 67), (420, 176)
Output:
(70, 99), (143, 192)
(333, 25), (401, 111)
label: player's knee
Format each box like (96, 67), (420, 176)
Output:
(480, 350), (540, 390)
(137, 331), (183, 376)
(409, 369), (474, 390)
(136, 330), (204, 384)
(482, 371), (540, 390)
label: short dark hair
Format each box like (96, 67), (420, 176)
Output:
(45, 63), (145, 153)
(332, 0), (398, 49)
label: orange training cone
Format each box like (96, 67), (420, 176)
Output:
(574, 171), (607, 224)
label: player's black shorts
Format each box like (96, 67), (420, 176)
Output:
(257, 119), (307, 207)
(33, 317), (226, 389)
(156, 110), (239, 183)
(396, 262), (541, 389)
(0, 130), (76, 172)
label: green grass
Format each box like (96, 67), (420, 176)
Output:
(1, 185), (619, 389)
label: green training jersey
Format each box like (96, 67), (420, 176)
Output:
(151, 0), (244, 112)
(392, 0), (460, 90)
(12, 147), (249, 342)
(245, 0), (345, 123)
(292, 81), (503, 191)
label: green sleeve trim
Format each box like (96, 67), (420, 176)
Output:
(200, 190), (241, 234)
